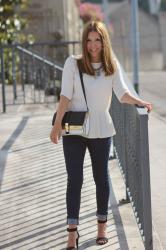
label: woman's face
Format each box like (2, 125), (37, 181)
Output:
(86, 31), (102, 63)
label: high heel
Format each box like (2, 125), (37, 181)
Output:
(66, 227), (80, 249)
(96, 219), (108, 245)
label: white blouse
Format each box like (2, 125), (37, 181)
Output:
(60, 55), (130, 138)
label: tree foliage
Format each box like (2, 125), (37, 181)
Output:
(0, 0), (33, 44)
(0, 0), (33, 85)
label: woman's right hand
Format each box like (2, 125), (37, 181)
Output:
(50, 122), (62, 144)
(50, 95), (70, 144)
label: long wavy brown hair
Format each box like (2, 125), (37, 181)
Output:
(77, 20), (116, 76)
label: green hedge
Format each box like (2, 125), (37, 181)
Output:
(161, 0), (166, 11)
(138, 0), (149, 12)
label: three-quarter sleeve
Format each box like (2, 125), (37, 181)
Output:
(112, 59), (130, 101)
(60, 55), (75, 100)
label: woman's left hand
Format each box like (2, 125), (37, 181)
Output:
(139, 101), (152, 113)
(121, 93), (152, 113)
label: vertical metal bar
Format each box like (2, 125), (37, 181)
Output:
(73, 43), (75, 55)
(140, 114), (153, 250)
(29, 56), (34, 102)
(42, 48), (46, 103)
(0, 46), (6, 113)
(12, 47), (17, 102)
(20, 49), (25, 104)
(36, 44), (40, 102)
(37, 63), (41, 103)
(43, 63), (48, 103)
(131, 0), (140, 93)
(102, 0), (110, 27)
(124, 105), (130, 201)
(53, 67), (56, 103)
(32, 54), (36, 103)
(120, 20), (127, 70)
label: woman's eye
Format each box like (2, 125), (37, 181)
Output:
(86, 38), (101, 42)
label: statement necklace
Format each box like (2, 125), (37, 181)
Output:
(94, 65), (103, 78)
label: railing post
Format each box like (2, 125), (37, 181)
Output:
(140, 114), (153, 250)
(0, 46), (6, 113)
(12, 46), (17, 101)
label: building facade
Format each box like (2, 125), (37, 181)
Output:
(22, 0), (82, 63)
(23, 0), (81, 42)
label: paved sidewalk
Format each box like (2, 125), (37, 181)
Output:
(139, 71), (166, 250)
(148, 113), (166, 250)
(0, 104), (145, 250)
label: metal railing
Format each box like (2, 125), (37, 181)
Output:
(0, 41), (81, 112)
(110, 92), (153, 250)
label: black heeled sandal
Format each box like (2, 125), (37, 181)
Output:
(66, 227), (80, 249)
(96, 219), (108, 245)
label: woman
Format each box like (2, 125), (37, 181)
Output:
(50, 21), (152, 249)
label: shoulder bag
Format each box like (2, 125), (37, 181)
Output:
(52, 70), (89, 136)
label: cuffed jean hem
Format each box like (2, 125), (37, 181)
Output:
(67, 218), (79, 225)
(96, 213), (107, 221)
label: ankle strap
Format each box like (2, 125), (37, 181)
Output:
(67, 227), (77, 232)
(98, 219), (107, 223)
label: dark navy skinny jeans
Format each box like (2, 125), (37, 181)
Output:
(62, 135), (111, 225)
